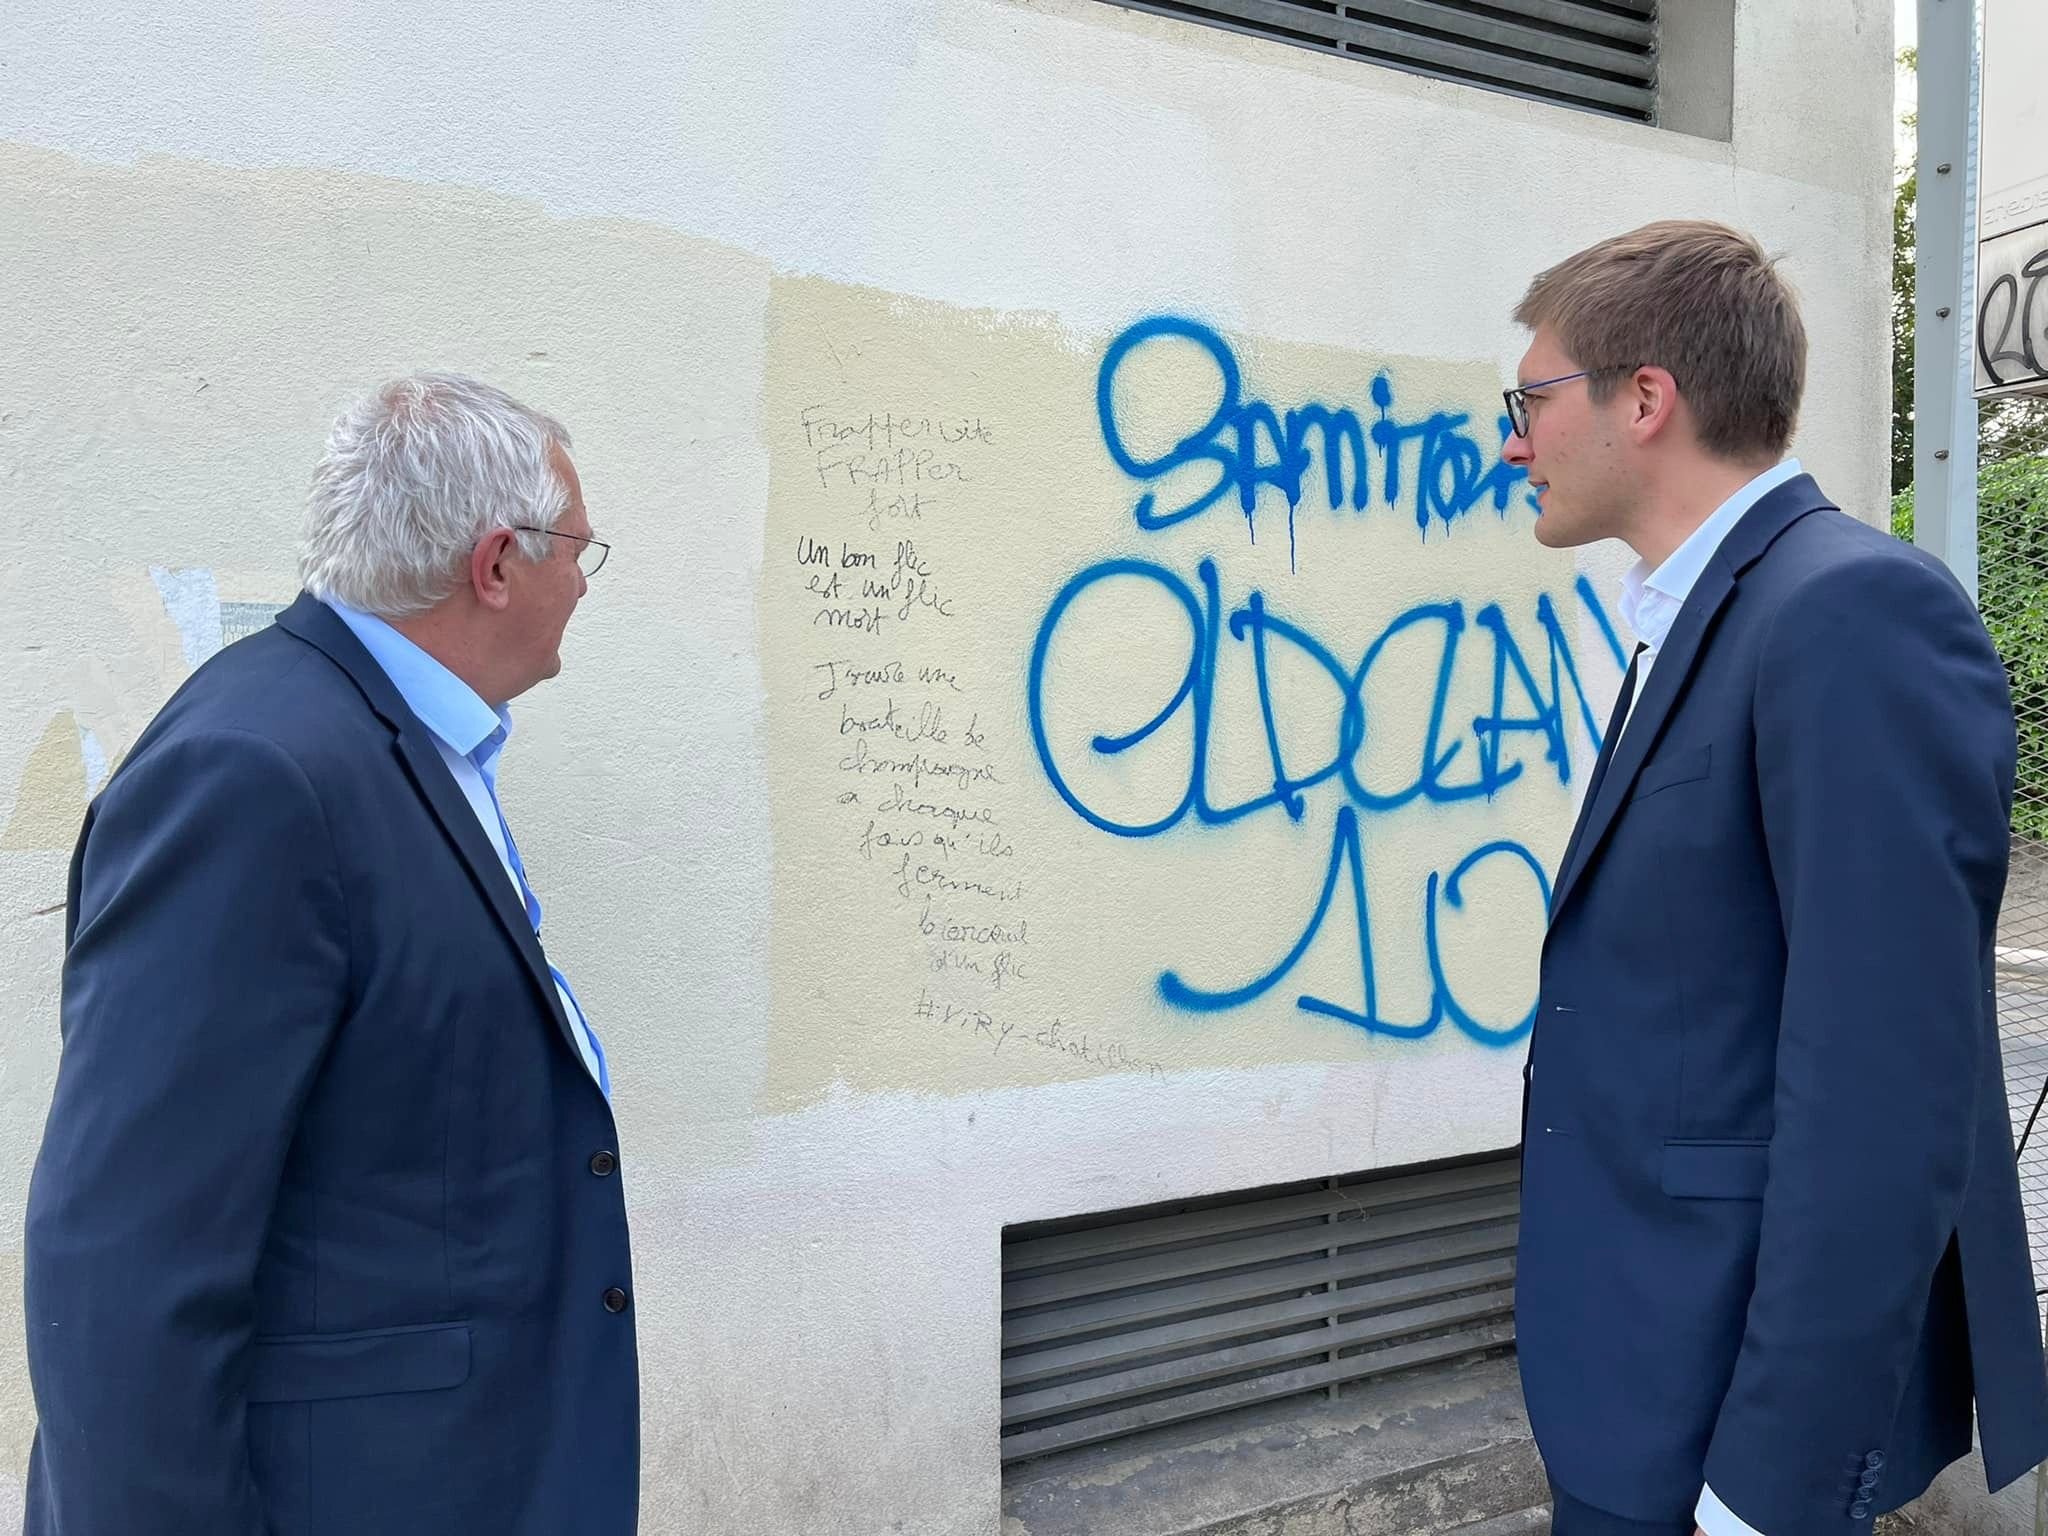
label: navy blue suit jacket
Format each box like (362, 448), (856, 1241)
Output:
(1518, 475), (2048, 1528)
(23, 595), (638, 1535)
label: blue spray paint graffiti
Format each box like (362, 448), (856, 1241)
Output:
(1027, 317), (1624, 1046)
(1096, 316), (1538, 569)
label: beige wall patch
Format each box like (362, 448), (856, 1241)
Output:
(759, 277), (1617, 1108)
(2, 715), (86, 853)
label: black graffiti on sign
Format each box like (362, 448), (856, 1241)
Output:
(1978, 236), (2048, 388)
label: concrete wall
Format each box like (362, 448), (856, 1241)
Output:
(0, 2), (1892, 1531)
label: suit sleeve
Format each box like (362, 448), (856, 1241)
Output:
(24, 727), (349, 1533)
(1702, 551), (2014, 1529)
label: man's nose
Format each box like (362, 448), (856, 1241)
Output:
(1502, 429), (1532, 467)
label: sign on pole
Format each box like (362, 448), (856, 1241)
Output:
(1975, 0), (2048, 398)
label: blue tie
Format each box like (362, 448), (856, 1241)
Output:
(472, 747), (611, 1098)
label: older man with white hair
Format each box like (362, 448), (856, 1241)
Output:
(22, 374), (637, 1536)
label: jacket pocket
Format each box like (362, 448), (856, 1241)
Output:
(1661, 1138), (1769, 1200)
(1630, 743), (1712, 801)
(247, 1321), (471, 1402)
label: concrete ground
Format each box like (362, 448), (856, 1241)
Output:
(1000, 1353), (2043, 1535)
(1000, 1353), (1545, 1536)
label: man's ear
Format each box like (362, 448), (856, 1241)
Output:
(470, 529), (518, 612)
(1628, 365), (1682, 444)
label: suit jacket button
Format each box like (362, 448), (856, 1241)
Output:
(1865, 1451), (1886, 1469)
(1858, 1471), (1880, 1489)
(1849, 1502), (1872, 1520)
(602, 1287), (629, 1313)
(590, 1150), (617, 1176)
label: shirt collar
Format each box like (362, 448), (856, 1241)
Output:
(1618, 458), (1803, 651)
(322, 598), (511, 767)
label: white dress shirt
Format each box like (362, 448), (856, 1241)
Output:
(1613, 458), (1804, 745)
(1608, 458), (1803, 1536)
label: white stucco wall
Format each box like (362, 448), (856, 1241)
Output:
(0, 2), (1891, 1531)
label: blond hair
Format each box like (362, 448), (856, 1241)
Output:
(1515, 220), (1807, 460)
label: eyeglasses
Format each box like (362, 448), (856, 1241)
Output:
(514, 526), (610, 578)
(1502, 364), (1643, 440)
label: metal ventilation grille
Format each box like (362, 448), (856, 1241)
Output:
(1098, 0), (1657, 122)
(1000, 1151), (1520, 1462)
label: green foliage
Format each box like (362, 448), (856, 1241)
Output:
(1892, 45), (1917, 494)
(1892, 164), (1916, 494)
(1894, 456), (2048, 837)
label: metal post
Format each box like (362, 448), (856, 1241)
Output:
(1914, 0), (1981, 598)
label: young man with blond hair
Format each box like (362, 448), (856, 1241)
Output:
(1508, 220), (2048, 1535)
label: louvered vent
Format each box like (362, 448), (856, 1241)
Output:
(1099, 0), (1658, 123)
(1001, 1150), (1520, 1462)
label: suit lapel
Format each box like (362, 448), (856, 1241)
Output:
(274, 595), (581, 1056)
(387, 729), (581, 1053)
(1545, 473), (1837, 928)
(1547, 563), (1734, 925)
(1548, 642), (1642, 915)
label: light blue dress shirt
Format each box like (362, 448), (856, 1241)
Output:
(1612, 458), (1804, 745)
(324, 599), (610, 1095)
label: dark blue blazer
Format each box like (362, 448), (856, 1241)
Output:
(23, 595), (638, 1535)
(1518, 474), (2048, 1529)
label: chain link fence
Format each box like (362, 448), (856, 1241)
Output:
(1897, 457), (2048, 1307)
(1895, 452), (2048, 1532)
(1977, 457), (2048, 1304)
(1972, 450), (2048, 1535)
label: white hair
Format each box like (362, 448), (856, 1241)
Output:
(300, 371), (573, 617)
